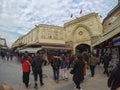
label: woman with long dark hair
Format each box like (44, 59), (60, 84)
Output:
(72, 54), (85, 90)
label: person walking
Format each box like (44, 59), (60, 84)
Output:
(21, 51), (31, 88)
(60, 54), (68, 80)
(65, 54), (70, 69)
(1, 51), (5, 62)
(51, 54), (61, 83)
(6, 51), (10, 61)
(72, 55), (85, 90)
(32, 51), (47, 89)
(108, 62), (120, 90)
(69, 55), (75, 68)
(22, 59), (31, 88)
(103, 53), (110, 76)
(89, 52), (98, 77)
(31, 53), (36, 74)
(9, 51), (13, 61)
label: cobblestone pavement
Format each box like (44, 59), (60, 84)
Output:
(0, 56), (110, 90)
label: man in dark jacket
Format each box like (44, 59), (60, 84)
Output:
(103, 53), (110, 76)
(32, 51), (47, 89)
(108, 62), (120, 90)
(51, 55), (61, 83)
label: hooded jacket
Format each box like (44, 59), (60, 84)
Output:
(108, 63), (120, 90)
(51, 56), (61, 70)
(32, 56), (46, 73)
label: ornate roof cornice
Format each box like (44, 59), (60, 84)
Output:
(64, 12), (98, 27)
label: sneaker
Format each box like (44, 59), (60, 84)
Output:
(40, 83), (44, 86)
(34, 83), (38, 89)
(80, 88), (83, 90)
(34, 86), (38, 89)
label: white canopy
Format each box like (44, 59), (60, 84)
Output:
(19, 47), (42, 53)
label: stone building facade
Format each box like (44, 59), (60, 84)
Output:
(12, 13), (102, 54)
(64, 13), (102, 53)
(93, 2), (120, 61)
(93, 2), (120, 47)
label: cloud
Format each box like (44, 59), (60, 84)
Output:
(0, 0), (118, 47)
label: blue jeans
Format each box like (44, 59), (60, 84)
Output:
(53, 69), (59, 80)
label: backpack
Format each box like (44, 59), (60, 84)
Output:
(52, 58), (60, 70)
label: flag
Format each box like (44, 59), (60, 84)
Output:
(80, 9), (82, 14)
(70, 13), (73, 18)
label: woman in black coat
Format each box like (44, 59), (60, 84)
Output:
(108, 62), (120, 90)
(72, 55), (85, 90)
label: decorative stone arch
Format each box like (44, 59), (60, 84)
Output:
(72, 24), (92, 54)
(75, 43), (91, 53)
(72, 24), (92, 37)
(75, 42), (91, 48)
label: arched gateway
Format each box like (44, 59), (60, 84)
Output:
(64, 13), (103, 54)
(76, 44), (90, 53)
(72, 24), (91, 53)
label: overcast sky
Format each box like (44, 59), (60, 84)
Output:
(0, 0), (118, 47)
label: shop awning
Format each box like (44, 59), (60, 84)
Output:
(41, 46), (72, 50)
(19, 47), (42, 53)
(112, 36), (120, 46)
(92, 25), (120, 47)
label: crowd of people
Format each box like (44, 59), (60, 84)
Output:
(1, 48), (120, 90)
(20, 49), (120, 90)
(0, 50), (14, 62)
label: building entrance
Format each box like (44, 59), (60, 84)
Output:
(75, 44), (90, 53)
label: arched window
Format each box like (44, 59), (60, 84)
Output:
(48, 30), (52, 39)
(54, 31), (58, 39)
(60, 32), (63, 39)
(41, 30), (45, 39)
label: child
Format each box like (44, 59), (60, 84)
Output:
(22, 60), (31, 88)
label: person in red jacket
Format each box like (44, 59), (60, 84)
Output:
(22, 60), (31, 88)
(21, 51), (31, 88)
